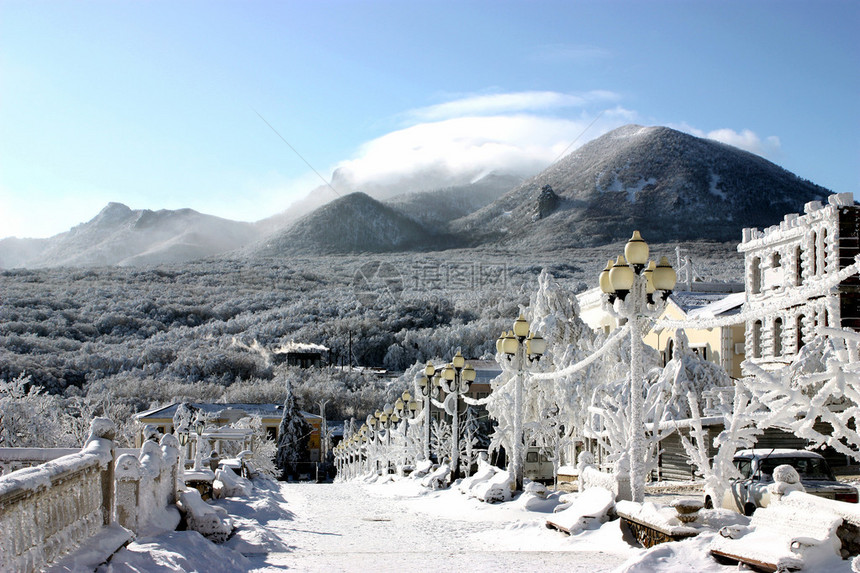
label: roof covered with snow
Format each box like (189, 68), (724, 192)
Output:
(670, 291), (745, 318)
(135, 402), (321, 421)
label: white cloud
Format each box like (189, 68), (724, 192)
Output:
(673, 123), (782, 159)
(410, 90), (620, 121)
(332, 92), (634, 193)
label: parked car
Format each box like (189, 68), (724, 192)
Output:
(705, 449), (858, 515)
(524, 448), (554, 484)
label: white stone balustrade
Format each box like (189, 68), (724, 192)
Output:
(0, 418), (182, 572)
(0, 418), (116, 572)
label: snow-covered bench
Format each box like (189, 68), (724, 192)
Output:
(545, 487), (613, 535)
(615, 499), (700, 548)
(709, 500), (843, 572)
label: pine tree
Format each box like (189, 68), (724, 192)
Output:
(276, 378), (312, 480)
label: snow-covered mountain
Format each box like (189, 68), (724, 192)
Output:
(452, 125), (834, 249)
(0, 203), (263, 268)
(247, 192), (453, 256)
(0, 125), (840, 266)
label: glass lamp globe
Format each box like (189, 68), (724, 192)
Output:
(624, 230), (649, 266)
(609, 255), (635, 292)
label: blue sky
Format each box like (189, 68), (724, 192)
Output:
(1, 0), (857, 239)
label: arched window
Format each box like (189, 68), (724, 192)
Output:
(819, 228), (828, 274)
(811, 231), (818, 276)
(772, 252), (781, 268)
(796, 315), (805, 353)
(751, 257), (762, 294)
(752, 320), (762, 358)
(795, 246), (803, 286)
(773, 318), (783, 357)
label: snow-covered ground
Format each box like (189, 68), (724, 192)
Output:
(101, 476), (858, 573)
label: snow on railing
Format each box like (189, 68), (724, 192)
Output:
(0, 419), (182, 572)
(0, 418), (116, 572)
(0, 447), (141, 477)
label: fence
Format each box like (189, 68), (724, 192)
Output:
(0, 418), (181, 573)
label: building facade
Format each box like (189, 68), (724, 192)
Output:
(738, 192), (860, 370)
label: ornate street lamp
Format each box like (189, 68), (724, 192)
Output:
(439, 351), (476, 480)
(193, 416), (206, 471)
(416, 362), (443, 461)
(598, 230), (676, 502)
(496, 317), (546, 491)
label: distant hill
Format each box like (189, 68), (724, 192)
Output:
(452, 124), (833, 249)
(0, 125), (840, 265)
(247, 192), (452, 256)
(386, 172), (523, 228)
(0, 203), (262, 268)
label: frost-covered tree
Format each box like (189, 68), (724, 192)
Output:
(276, 378), (312, 479)
(743, 330), (860, 462)
(680, 383), (762, 508)
(430, 418), (451, 464)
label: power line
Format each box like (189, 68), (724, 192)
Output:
(253, 108), (341, 198)
(550, 109), (606, 166)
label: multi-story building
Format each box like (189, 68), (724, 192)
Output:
(738, 192), (860, 370)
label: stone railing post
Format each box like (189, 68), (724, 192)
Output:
(85, 417), (117, 526)
(160, 434), (180, 506)
(114, 454), (141, 535)
(138, 439), (163, 529)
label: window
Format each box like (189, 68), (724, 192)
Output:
(771, 252), (781, 268)
(795, 246), (803, 285)
(773, 317), (783, 357)
(752, 321), (762, 358)
(750, 257), (762, 293)
(811, 231), (818, 276)
(796, 315), (805, 353)
(735, 459), (752, 479)
(691, 346), (708, 361)
(526, 452), (538, 463)
(819, 228), (828, 274)
(266, 426), (278, 441)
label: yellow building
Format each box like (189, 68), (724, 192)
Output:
(578, 285), (746, 378)
(134, 402), (323, 461)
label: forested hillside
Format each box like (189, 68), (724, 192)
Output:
(0, 242), (742, 447)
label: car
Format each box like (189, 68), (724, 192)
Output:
(705, 449), (858, 515)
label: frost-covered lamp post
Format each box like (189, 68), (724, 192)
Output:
(394, 391), (421, 468)
(193, 417), (206, 471)
(366, 413), (381, 475)
(176, 427), (189, 475)
(378, 404), (399, 474)
(416, 363), (443, 461)
(598, 230), (676, 503)
(441, 353), (476, 480)
(497, 317), (546, 491)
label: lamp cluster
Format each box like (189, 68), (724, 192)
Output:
(599, 230), (677, 302)
(496, 315), (547, 361)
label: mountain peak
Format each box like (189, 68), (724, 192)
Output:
(453, 124), (832, 249)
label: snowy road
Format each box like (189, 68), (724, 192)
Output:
(248, 481), (634, 573)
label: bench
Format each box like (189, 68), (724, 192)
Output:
(614, 500), (700, 548)
(709, 501), (842, 572)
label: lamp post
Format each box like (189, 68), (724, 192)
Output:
(394, 391), (421, 468)
(440, 352), (476, 480)
(366, 413), (381, 474)
(497, 316), (546, 491)
(176, 427), (189, 477)
(193, 417), (206, 471)
(598, 230), (676, 502)
(416, 363), (443, 461)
